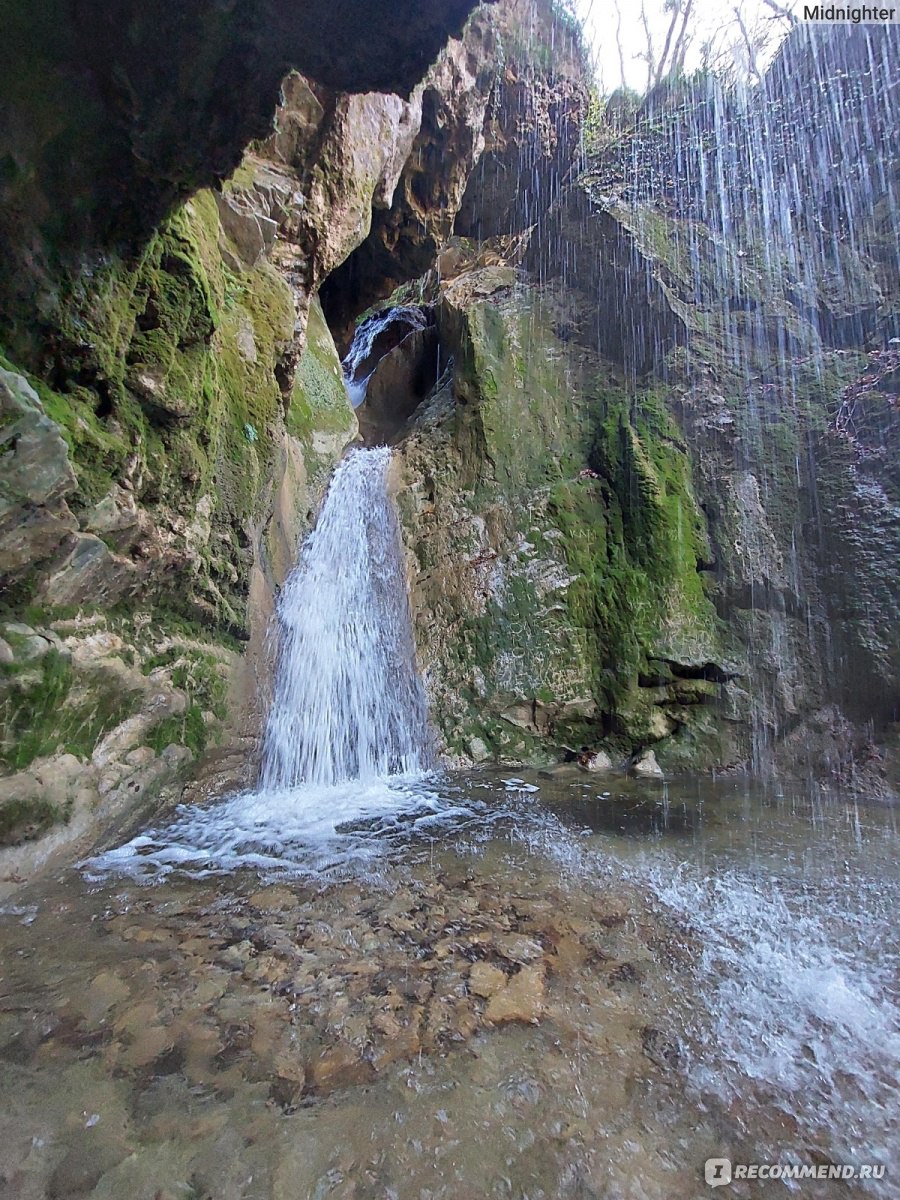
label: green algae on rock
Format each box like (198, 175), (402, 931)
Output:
(396, 275), (731, 767)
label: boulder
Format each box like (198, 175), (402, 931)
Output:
(578, 749), (614, 773)
(39, 534), (143, 608)
(0, 369), (77, 580)
(632, 750), (664, 778)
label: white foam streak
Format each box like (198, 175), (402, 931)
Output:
(639, 855), (900, 1173)
(260, 446), (431, 789)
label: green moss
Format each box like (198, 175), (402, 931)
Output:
(144, 646), (229, 724)
(450, 291), (593, 495)
(147, 704), (208, 757)
(405, 286), (727, 763)
(1, 185), (298, 632)
(287, 297), (355, 443)
(0, 650), (140, 771)
(543, 380), (722, 717)
(0, 168), (322, 793)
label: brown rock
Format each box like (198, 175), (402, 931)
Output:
(549, 933), (590, 974)
(248, 886), (297, 911)
(449, 999), (479, 1040)
(81, 970), (130, 1024)
(273, 1051), (306, 1088)
(493, 933), (544, 965)
(308, 1043), (374, 1092)
(119, 1024), (174, 1069)
(468, 961), (507, 998)
(372, 1011), (403, 1039)
(484, 965), (545, 1025)
(371, 1022), (423, 1071)
(0, 369), (77, 580)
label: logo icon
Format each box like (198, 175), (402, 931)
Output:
(705, 1158), (732, 1188)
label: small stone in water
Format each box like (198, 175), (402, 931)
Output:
(640, 1025), (682, 1070)
(248, 887), (296, 912)
(484, 966), (545, 1025)
(467, 962), (507, 998)
(309, 1043), (374, 1092)
(493, 933), (544, 965)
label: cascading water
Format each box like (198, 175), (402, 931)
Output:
(341, 306), (432, 408)
(260, 446), (431, 789)
(88, 444), (449, 878)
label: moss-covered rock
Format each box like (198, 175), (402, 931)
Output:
(0, 186), (354, 877)
(0, 608), (238, 876)
(398, 272), (731, 766)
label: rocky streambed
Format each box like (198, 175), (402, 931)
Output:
(0, 770), (896, 1199)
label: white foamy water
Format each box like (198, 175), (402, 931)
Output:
(621, 842), (900, 1186)
(482, 778), (900, 1187)
(341, 306), (430, 407)
(261, 446), (431, 789)
(87, 445), (442, 879)
(90, 776), (471, 879)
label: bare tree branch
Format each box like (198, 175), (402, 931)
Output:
(670, 0), (696, 77)
(762, 0), (799, 24)
(654, 0), (683, 87)
(639, 1), (656, 92)
(733, 3), (762, 82)
(613, 0), (627, 90)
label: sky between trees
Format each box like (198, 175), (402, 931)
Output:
(574, 0), (799, 92)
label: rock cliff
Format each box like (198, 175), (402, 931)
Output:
(1, 3), (897, 888)
(0, 0), (509, 887)
(367, 22), (898, 787)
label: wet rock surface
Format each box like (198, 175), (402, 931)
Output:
(0, 371), (78, 583)
(0, 840), (718, 1200)
(0, 612), (238, 892)
(0, 0), (485, 335)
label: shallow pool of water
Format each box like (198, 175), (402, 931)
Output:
(0, 769), (896, 1199)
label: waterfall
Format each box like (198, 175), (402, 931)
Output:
(86, 444), (442, 879)
(260, 445), (431, 789)
(341, 306), (431, 408)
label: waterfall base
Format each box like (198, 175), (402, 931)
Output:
(6, 769), (892, 1200)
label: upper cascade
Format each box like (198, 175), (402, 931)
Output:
(259, 446), (432, 789)
(342, 307), (433, 408)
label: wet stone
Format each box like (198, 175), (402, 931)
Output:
(217, 940), (253, 970)
(608, 962), (642, 989)
(640, 1026), (683, 1071)
(309, 1043), (375, 1093)
(492, 933), (545, 965)
(118, 1025), (174, 1070)
(484, 966), (546, 1025)
(468, 962), (507, 998)
(47, 1134), (130, 1200)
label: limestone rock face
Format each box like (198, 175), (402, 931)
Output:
(39, 534), (142, 609)
(390, 20), (897, 783)
(222, 74), (431, 390)
(0, 0), (486, 339)
(321, 11), (503, 347)
(0, 370), (77, 580)
(0, 613), (240, 895)
(455, 0), (589, 246)
(395, 269), (730, 766)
